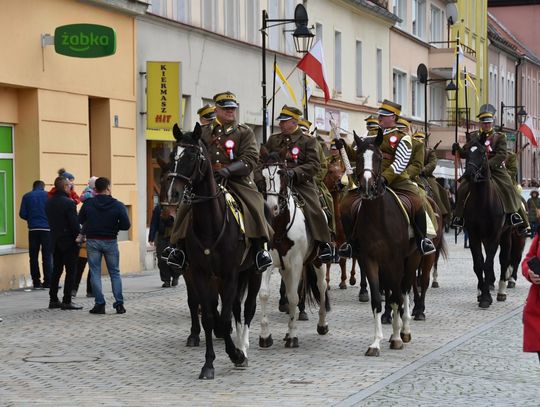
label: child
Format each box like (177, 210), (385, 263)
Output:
(76, 176), (98, 244)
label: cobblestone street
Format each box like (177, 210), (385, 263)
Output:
(1, 233), (538, 407)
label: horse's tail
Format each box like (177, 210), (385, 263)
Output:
(302, 264), (331, 312)
(438, 235), (448, 261)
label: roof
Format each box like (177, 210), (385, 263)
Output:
(343, 0), (401, 24)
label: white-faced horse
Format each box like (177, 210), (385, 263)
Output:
(257, 151), (330, 348)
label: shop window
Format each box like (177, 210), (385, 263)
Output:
(0, 125), (14, 247)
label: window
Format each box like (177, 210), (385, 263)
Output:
(225, 0), (239, 38)
(202, 0), (216, 31)
(175, 0), (191, 24)
(393, 0), (406, 28)
(429, 84), (444, 121)
(377, 49), (383, 102)
(356, 41), (363, 97)
(411, 77), (424, 118)
(315, 23), (323, 44)
(0, 125), (14, 247)
(412, 0), (426, 39)
(334, 31), (342, 93)
(284, 0), (296, 54)
(246, 0), (260, 45)
(430, 5), (443, 44)
(393, 70), (406, 111)
(267, 0), (280, 51)
(151, 0), (163, 15)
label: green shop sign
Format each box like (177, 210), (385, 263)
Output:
(54, 24), (116, 58)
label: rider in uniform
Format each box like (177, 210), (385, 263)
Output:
(451, 104), (526, 231)
(197, 104), (216, 126)
(260, 105), (333, 263)
(168, 91), (273, 272)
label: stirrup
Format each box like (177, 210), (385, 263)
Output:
(161, 246), (174, 262)
(318, 243), (333, 263)
(166, 248), (186, 270)
(510, 213), (524, 226)
(338, 243), (353, 259)
(451, 217), (464, 228)
(256, 250), (273, 272)
(420, 238), (436, 255)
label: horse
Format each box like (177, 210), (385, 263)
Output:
(258, 149), (330, 348)
(461, 137), (510, 308)
(162, 123), (262, 379)
(340, 132), (421, 356)
(499, 223), (526, 292)
(322, 154), (363, 297)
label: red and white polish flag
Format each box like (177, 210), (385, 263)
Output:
(297, 40), (331, 103)
(519, 116), (539, 147)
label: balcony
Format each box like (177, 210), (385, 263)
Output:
(428, 41), (477, 79)
(429, 108), (475, 158)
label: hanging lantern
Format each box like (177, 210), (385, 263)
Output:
(225, 139), (235, 160)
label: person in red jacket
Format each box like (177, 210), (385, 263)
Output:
(48, 168), (81, 204)
(520, 228), (540, 363)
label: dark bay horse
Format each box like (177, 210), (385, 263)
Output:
(163, 123), (261, 379)
(461, 137), (510, 308)
(340, 132), (421, 356)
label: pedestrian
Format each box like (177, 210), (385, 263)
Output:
(19, 180), (52, 289)
(148, 204), (179, 287)
(48, 168), (81, 204)
(45, 176), (82, 310)
(527, 190), (540, 237)
(79, 177), (131, 314)
(520, 226), (540, 364)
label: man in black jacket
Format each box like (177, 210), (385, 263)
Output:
(45, 177), (82, 310)
(79, 177), (131, 314)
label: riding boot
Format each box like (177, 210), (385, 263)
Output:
(252, 238), (273, 273)
(413, 211), (436, 256)
(318, 241), (333, 263)
(452, 186), (466, 228)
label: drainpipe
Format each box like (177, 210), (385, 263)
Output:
(515, 57), (522, 182)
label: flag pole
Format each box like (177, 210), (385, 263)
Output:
(454, 33), (460, 198)
(271, 54), (277, 135)
(464, 66), (469, 134)
(303, 72), (308, 120)
(267, 67), (297, 106)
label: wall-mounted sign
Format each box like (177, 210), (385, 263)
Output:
(146, 62), (181, 130)
(54, 24), (116, 58)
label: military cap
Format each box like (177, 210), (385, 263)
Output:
(365, 115), (379, 128)
(477, 103), (496, 123)
(298, 118), (312, 131)
(213, 91), (238, 108)
(377, 99), (401, 116)
(277, 105), (302, 121)
(396, 117), (411, 129)
(197, 104), (216, 120)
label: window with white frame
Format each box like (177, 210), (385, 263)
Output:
(430, 5), (443, 44)
(377, 48), (383, 102)
(393, 70), (406, 111)
(315, 23), (323, 44)
(225, 0), (239, 38)
(284, 0), (296, 54)
(356, 41), (363, 97)
(246, 0), (260, 45)
(393, 0), (406, 28)
(411, 77), (425, 119)
(412, 0), (426, 39)
(334, 31), (342, 93)
(267, 0), (280, 51)
(202, 0), (216, 31)
(175, 0), (191, 24)
(151, 0), (163, 15)
(429, 83), (444, 121)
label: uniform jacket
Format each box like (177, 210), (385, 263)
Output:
(262, 127), (330, 242)
(380, 128), (417, 194)
(405, 138), (425, 183)
(521, 234), (540, 352)
(45, 189), (80, 250)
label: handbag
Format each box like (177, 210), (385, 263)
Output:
(527, 256), (540, 276)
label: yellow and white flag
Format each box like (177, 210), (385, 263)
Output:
(464, 71), (480, 105)
(274, 62), (298, 105)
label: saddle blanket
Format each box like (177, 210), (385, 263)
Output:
(387, 188), (437, 238)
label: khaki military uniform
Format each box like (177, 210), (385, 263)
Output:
(314, 140), (336, 235)
(261, 127), (331, 243)
(505, 151), (530, 228)
(422, 149), (451, 216)
(170, 120), (271, 244)
(380, 128), (419, 195)
(455, 130), (521, 217)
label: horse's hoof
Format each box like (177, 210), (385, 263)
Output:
(235, 357), (248, 368)
(431, 281), (439, 288)
(186, 335), (200, 347)
(339, 281), (347, 289)
(381, 314), (392, 324)
(400, 332), (412, 343)
(390, 339), (404, 350)
(496, 293), (507, 302)
(298, 311), (309, 321)
(349, 277), (357, 286)
(283, 333), (290, 341)
(278, 303), (288, 313)
(507, 281), (516, 288)
(259, 335), (273, 348)
(317, 324), (329, 335)
(479, 297), (492, 308)
(285, 337), (299, 348)
(365, 347), (380, 357)
(358, 290), (369, 303)
(230, 349), (246, 366)
(489, 284), (495, 291)
(199, 367), (215, 380)
(414, 313), (426, 321)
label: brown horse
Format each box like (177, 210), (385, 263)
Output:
(340, 132), (422, 356)
(323, 154), (360, 292)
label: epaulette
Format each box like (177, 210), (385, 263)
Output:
(237, 123), (249, 129)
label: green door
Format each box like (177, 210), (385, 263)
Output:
(0, 125), (14, 246)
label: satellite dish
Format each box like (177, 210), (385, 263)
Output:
(417, 63), (428, 84)
(446, 3), (458, 26)
(294, 4), (309, 27)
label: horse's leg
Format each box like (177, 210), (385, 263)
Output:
(412, 265), (421, 318)
(236, 270), (262, 367)
(358, 262), (369, 302)
(314, 264), (329, 335)
(414, 255), (434, 321)
(349, 258), (357, 286)
(219, 278), (246, 367)
(339, 259), (347, 289)
(431, 250), (440, 288)
(389, 300), (404, 350)
(469, 236), (485, 304)
(479, 239), (498, 308)
(400, 291), (412, 343)
(282, 257), (301, 348)
(297, 280), (308, 321)
(258, 266), (274, 348)
(198, 287), (217, 380)
(278, 278), (288, 313)
(325, 263), (331, 289)
(362, 259), (383, 357)
(184, 272), (201, 347)
(497, 229), (511, 302)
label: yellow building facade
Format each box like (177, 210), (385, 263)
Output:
(0, 0), (141, 290)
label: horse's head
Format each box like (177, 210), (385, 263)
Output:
(324, 156), (346, 193)
(464, 137), (489, 183)
(160, 123), (208, 205)
(353, 129), (385, 199)
(259, 146), (289, 217)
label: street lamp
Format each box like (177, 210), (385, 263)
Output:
(500, 101), (528, 180)
(417, 63), (458, 136)
(261, 4), (314, 144)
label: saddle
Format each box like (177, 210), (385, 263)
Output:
(387, 187), (437, 238)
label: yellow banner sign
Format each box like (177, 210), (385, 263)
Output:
(147, 61), (180, 130)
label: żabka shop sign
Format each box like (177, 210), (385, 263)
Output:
(54, 24), (116, 58)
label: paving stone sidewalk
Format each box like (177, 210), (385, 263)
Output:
(0, 234), (537, 406)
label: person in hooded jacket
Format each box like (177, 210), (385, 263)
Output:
(78, 177), (131, 315)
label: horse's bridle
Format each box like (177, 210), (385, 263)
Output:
(465, 143), (489, 183)
(262, 163), (299, 234)
(354, 145), (386, 200)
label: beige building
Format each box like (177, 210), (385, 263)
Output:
(0, 0), (144, 290)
